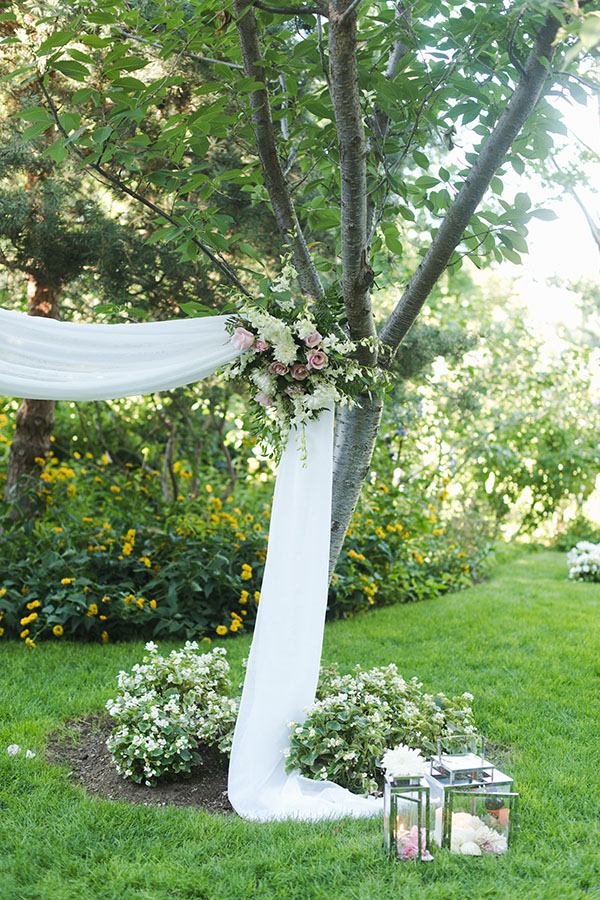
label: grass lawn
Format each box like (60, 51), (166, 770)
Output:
(1, 550), (599, 900)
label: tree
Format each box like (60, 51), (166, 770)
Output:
(4, 0), (600, 568)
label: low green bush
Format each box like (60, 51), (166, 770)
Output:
(106, 642), (238, 784)
(286, 663), (475, 795)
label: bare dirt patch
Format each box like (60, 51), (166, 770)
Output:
(45, 713), (233, 814)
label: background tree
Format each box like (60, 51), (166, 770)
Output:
(3, 0), (600, 569)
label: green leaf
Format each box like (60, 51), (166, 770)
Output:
(412, 149), (429, 170)
(36, 31), (75, 57)
(17, 107), (53, 123)
(58, 112), (81, 132)
(22, 121), (50, 139)
(530, 208), (558, 221)
(51, 60), (90, 81)
(43, 140), (68, 163)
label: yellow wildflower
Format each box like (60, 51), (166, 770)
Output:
(101, 595), (110, 603)
(110, 485), (120, 493)
(61, 577), (75, 585)
(52, 625), (64, 636)
(25, 638), (35, 649)
(136, 598), (145, 609)
(254, 591), (260, 603)
(34, 457), (45, 466)
(205, 484), (213, 493)
(139, 556), (151, 568)
(149, 599), (157, 610)
(0, 628), (4, 636)
(239, 591), (249, 604)
(216, 625), (227, 636)
(0, 588), (6, 598)
(101, 631), (109, 643)
(124, 594), (135, 605)
(20, 629), (29, 638)
(241, 564), (252, 581)
(99, 615), (107, 621)
(87, 604), (98, 616)
(54, 526), (63, 533)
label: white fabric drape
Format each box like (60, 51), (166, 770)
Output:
(0, 307), (381, 821)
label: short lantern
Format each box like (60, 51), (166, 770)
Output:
(383, 774), (432, 861)
(425, 734), (519, 856)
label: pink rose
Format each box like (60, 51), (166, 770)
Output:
(252, 339), (269, 352)
(307, 349), (328, 370)
(254, 391), (274, 408)
(303, 331), (322, 348)
(291, 363), (309, 380)
(269, 361), (289, 376)
(285, 384), (305, 397)
(231, 327), (255, 351)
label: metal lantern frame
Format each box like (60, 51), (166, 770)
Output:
(383, 775), (431, 862)
(425, 734), (518, 851)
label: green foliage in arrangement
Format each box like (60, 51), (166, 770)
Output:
(106, 643), (238, 785)
(285, 664), (475, 796)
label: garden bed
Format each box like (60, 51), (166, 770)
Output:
(45, 713), (232, 814)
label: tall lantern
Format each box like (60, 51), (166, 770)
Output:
(425, 734), (519, 856)
(383, 774), (432, 861)
(382, 746), (433, 862)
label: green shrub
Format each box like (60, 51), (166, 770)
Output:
(553, 515), (600, 552)
(0, 404), (488, 646)
(106, 642), (238, 784)
(285, 663), (476, 795)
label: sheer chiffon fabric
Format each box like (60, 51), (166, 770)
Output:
(0, 308), (382, 821)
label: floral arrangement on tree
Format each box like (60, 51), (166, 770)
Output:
(567, 540), (600, 582)
(223, 264), (379, 448)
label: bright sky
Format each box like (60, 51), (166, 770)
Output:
(495, 96), (600, 338)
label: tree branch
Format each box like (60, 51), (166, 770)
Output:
(36, 76), (253, 300)
(233, 0), (324, 298)
(329, 0), (377, 361)
(252, 0), (327, 14)
(112, 27), (245, 70)
(379, 11), (562, 357)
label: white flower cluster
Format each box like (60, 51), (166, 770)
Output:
(567, 541), (600, 582)
(106, 642), (238, 786)
(286, 663), (476, 796)
(450, 814), (508, 855)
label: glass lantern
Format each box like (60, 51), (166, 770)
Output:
(383, 774), (432, 861)
(443, 789), (519, 855)
(424, 734), (518, 853)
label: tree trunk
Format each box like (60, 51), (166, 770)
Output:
(4, 276), (61, 505)
(328, 11), (561, 574)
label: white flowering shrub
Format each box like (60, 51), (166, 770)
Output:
(106, 642), (238, 785)
(285, 664), (475, 796)
(567, 541), (600, 582)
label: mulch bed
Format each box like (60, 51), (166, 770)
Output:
(45, 713), (233, 814)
